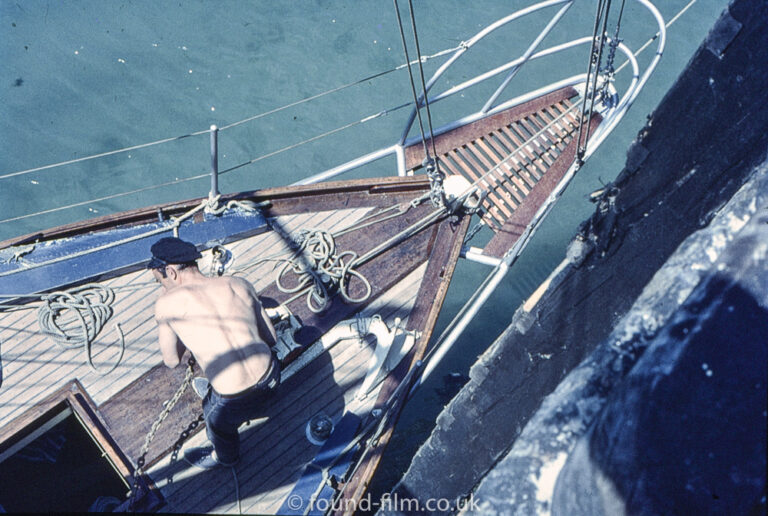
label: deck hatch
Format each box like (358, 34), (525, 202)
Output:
(0, 380), (161, 512)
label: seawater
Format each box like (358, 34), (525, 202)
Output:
(1, 0), (729, 500)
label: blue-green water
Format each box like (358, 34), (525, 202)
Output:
(1, 0), (728, 499)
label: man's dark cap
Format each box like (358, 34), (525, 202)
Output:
(148, 237), (202, 269)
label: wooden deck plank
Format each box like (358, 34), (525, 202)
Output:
(536, 109), (571, 151)
(492, 129), (546, 195)
(518, 117), (554, 166)
(438, 157), (500, 229)
(498, 125), (542, 185)
(476, 138), (532, 204)
(0, 268), (158, 410)
(467, 139), (526, 215)
(152, 266), (425, 513)
(555, 101), (580, 130)
(482, 113), (602, 259)
(493, 127), (530, 173)
(535, 109), (567, 146)
(485, 144), (528, 206)
(542, 107), (571, 152)
(514, 119), (550, 179)
(456, 146), (515, 219)
(519, 118), (557, 168)
(507, 122), (541, 166)
(479, 135), (540, 199)
(446, 150), (509, 227)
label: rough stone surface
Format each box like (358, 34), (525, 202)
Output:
(469, 166), (767, 515)
(384, 0), (768, 513)
(552, 213), (768, 514)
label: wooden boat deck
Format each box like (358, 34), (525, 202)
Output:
(0, 83), (609, 512)
(0, 176), (468, 513)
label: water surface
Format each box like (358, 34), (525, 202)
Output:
(0, 0), (729, 499)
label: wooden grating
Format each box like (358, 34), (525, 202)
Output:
(405, 86), (582, 232)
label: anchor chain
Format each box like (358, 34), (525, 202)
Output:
(129, 357), (199, 510)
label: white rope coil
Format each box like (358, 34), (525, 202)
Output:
(37, 283), (125, 374)
(276, 229), (372, 313)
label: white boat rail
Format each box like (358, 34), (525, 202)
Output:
(0, 0), (665, 234)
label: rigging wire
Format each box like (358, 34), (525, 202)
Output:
(405, 0), (447, 207)
(0, 130), (210, 181)
(392, 0), (432, 163)
(0, 106), (409, 227)
(600, 0), (627, 101)
(0, 46), (462, 183)
(405, 0), (440, 162)
(0, 172), (210, 226)
(214, 105), (410, 178)
(615, 0), (698, 75)
(576, 0), (616, 162)
(393, 0), (446, 206)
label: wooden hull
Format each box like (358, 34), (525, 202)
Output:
(0, 175), (468, 513)
(0, 82), (607, 514)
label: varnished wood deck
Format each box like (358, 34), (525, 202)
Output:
(0, 175), (468, 513)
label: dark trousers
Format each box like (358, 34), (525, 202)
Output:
(201, 359), (280, 464)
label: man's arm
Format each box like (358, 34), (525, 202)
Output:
(156, 300), (185, 368)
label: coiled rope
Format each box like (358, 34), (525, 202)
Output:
(276, 229), (372, 313)
(37, 283), (125, 375)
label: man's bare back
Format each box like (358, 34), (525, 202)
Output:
(154, 269), (277, 395)
(148, 237), (281, 468)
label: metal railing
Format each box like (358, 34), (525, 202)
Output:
(0, 0), (666, 234)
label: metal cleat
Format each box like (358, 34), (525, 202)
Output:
(268, 306), (302, 362)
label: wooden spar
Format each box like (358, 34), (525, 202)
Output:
(338, 214), (471, 515)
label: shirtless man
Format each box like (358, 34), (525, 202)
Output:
(149, 237), (280, 469)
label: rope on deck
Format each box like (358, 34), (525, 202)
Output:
(37, 283), (125, 375)
(276, 229), (372, 314)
